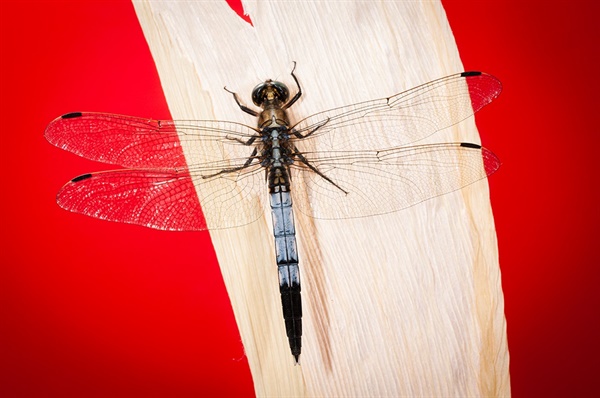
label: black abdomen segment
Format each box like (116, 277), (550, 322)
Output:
(269, 168), (302, 363)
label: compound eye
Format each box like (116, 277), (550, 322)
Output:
(251, 82), (268, 106)
(271, 81), (290, 103)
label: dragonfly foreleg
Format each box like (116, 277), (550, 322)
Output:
(224, 86), (259, 117)
(283, 61), (302, 110)
(292, 145), (348, 195)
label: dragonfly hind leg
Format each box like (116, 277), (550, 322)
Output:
(292, 147), (348, 195)
(200, 147), (259, 179)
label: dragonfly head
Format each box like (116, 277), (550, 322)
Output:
(252, 80), (290, 108)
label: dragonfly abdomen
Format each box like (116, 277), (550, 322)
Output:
(269, 166), (302, 363)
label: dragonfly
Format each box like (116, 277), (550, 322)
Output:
(45, 65), (502, 363)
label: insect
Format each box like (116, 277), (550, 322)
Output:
(45, 64), (502, 363)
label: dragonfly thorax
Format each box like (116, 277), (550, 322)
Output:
(257, 107), (291, 130)
(254, 80), (292, 129)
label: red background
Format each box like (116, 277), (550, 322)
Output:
(1, 0), (598, 397)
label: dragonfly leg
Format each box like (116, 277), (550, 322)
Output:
(242, 147), (259, 167)
(292, 117), (329, 139)
(292, 146), (348, 194)
(201, 147), (258, 179)
(226, 135), (258, 146)
(283, 61), (302, 110)
(224, 86), (259, 117)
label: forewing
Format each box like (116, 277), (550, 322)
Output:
(290, 143), (500, 219)
(44, 112), (260, 169)
(292, 72), (501, 151)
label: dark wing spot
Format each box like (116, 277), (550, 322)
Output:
(61, 112), (83, 119)
(460, 71), (482, 77)
(71, 173), (93, 182)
